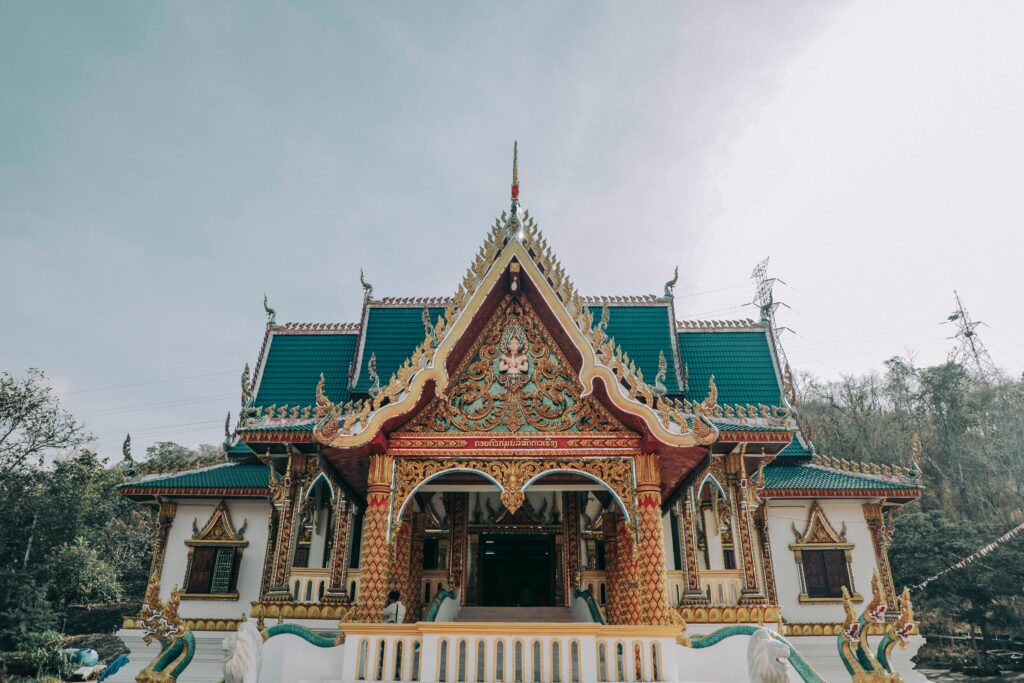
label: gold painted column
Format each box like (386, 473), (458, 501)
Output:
(265, 454), (308, 601)
(726, 448), (766, 604)
(678, 494), (707, 603)
(863, 503), (898, 608)
(634, 453), (673, 625)
(403, 512), (426, 622)
(324, 495), (353, 603)
(144, 501), (177, 598)
(602, 513), (620, 624)
(563, 492), (582, 603)
(389, 511), (413, 609)
(357, 453), (394, 622)
(448, 493), (468, 596)
(754, 507), (779, 605)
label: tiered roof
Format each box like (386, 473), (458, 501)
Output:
(119, 153), (918, 505)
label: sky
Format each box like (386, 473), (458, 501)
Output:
(2, 1), (1023, 460)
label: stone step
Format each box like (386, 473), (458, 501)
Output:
(455, 606), (575, 623)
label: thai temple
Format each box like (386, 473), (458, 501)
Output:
(112, 150), (927, 683)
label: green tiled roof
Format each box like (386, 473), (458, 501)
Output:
(589, 305), (681, 395)
(121, 462), (270, 491)
(678, 329), (782, 407)
(763, 463), (917, 492)
(255, 332), (357, 408)
(225, 440), (256, 457)
(353, 306), (445, 394)
(778, 435), (813, 458)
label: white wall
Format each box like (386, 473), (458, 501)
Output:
(160, 498), (272, 620)
(766, 499), (881, 624)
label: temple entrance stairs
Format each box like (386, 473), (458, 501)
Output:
(454, 606), (574, 622)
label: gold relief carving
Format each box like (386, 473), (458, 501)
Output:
(635, 453), (660, 487)
(391, 457), (635, 528)
(187, 500), (248, 546)
(677, 604), (781, 625)
(403, 295), (626, 435)
(792, 501), (850, 547)
(368, 453), (394, 488)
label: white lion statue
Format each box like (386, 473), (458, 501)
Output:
(223, 621), (263, 683)
(747, 627), (791, 683)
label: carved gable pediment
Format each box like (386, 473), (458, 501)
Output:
(791, 501), (848, 547)
(400, 294), (628, 435)
(187, 500), (248, 547)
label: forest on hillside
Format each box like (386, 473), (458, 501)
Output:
(1, 358), (1024, 678)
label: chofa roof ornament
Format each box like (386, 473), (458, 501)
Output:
(505, 141), (523, 241)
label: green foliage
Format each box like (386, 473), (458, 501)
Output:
(0, 369), (89, 482)
(0, 575), (58, 651)
(799, 359), (1024, 667)
(20, 630), (74, 680)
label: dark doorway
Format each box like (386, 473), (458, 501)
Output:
(478, 534), (554, 606)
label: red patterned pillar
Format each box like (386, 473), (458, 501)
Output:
(357, 453), (394, 622)
(634, 453), (673, 625)
(324, 495), (353, 603)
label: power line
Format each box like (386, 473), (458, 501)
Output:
(78, 393), (235, 419)
(66, 369), (237, 395)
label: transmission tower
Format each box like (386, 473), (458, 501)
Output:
(751, 257), (792, 372)
(944, 291), (997, 376)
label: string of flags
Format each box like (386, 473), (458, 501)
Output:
(911, 518), (1024, 592)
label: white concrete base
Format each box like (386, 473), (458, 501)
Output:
(108, 625), (931, 683)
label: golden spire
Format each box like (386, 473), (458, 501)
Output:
(511, 140), (519, 203)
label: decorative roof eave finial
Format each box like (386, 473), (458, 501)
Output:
(263, 293), (277, 325)
(664, 266), (679, 299)
(121, 433), (133, 464)
(360, 269), (374, 302)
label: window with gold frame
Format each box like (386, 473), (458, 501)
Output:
(181, 500), (248, 600)
(789, 502), (861, 604)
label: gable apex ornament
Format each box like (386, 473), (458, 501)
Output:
(263, 293), (277, 325)
(360, 269), (374, 302)
(664, 266), (679, 298)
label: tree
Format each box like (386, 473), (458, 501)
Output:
(0, 369), (89, 482)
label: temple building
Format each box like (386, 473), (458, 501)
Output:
(112, 154), (925, 682)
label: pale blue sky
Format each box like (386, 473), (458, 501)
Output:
(2, 1), (1023, 458)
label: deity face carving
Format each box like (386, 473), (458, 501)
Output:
(498, 333), (530, 375)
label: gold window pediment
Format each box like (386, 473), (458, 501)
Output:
(187, 500), (249, 548)
(790, 501), (849, 549)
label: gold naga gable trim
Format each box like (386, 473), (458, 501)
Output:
(312, 223), (720, 452)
